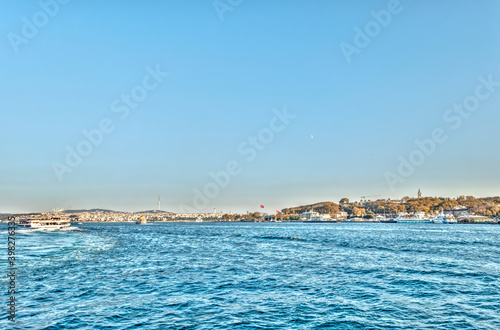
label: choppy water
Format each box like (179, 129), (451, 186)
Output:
(1, 222), (499, 329)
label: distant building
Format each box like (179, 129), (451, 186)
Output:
(444, 206), (469, 218)
(332, 211), (348, 219)
(301, 211), (321, 220)
(418, 189), (422, 198)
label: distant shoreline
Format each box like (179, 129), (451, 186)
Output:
(59, 220), (500, 225)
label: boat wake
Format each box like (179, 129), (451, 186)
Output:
(16, 226), (83, 234)
(258, 235), (304, 241)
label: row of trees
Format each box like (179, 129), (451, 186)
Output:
(220, 196), (500, 220)
(352, 196), (500, 217)
(278, 196), (500, 218)
(282, 201), (339, 216)
(222, 212), (262, 220)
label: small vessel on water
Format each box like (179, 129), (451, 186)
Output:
(432, 213), (458, 224)
(376, 215), (396, 223)
(136, 217), (147, 225)
(18, 213), (71, 229)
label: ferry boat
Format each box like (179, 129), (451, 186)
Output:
(18, 213), (71, 229)
(432, 213), (457, 224)
(136, 217), (147, 225)
(396, 212), (433, 223)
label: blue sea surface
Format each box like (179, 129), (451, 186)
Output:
(1, 222), (499, 329)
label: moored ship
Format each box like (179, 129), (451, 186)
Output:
(18, 213), (71, 229)
(396, 212), (433, 223)
(432, 213), (458, 224)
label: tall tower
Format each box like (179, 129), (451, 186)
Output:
(418, 189), (422, 198)
(157, 195), (161, 211)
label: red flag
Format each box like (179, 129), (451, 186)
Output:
(260, 205), (264, 208)
(276, 210), (280, 214)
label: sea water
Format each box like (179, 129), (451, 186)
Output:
(1, 222), (499, 329)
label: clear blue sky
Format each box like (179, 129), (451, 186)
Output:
(1, 0), (499, 213)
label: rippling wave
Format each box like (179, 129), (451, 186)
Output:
(1, 222), (499, 329)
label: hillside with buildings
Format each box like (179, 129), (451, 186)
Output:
(280, 192), (500, 219)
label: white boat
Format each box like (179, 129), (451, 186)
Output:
(433, 213), (457, 224)
(18, 213), (71, 229)
(136, 217), (147, 225)
(396, 212), (433, 223)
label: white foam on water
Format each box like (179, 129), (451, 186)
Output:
(23, 246), (60, 250)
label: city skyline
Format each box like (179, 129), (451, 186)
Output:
(2, 190), (498, 215)
(1, 1), (500, 213)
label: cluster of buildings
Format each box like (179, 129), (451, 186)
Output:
(73, 210), (135, 222)
(442, 206), (494, 223)
(68, 210), (225, 222)
(65, 209), (350, 223)
(4, 190), (497, 223)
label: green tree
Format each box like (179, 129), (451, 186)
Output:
(352, 207), (363, 216)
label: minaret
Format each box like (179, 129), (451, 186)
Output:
(157, 195), (161, 211)
(418, 189), (422, 198)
